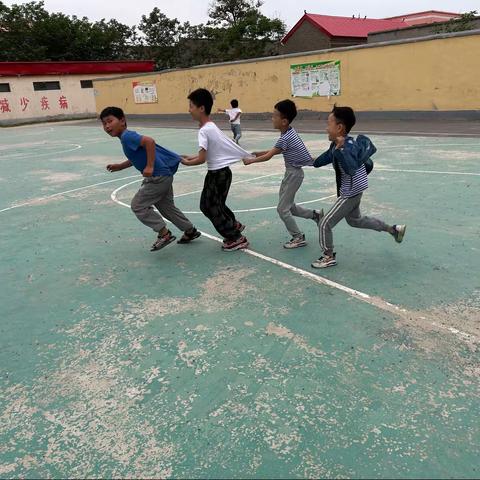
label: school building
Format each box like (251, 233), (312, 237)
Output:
(0, 61), (155, 126)
(279, 10), (461, 53)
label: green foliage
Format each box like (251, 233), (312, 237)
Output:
(433, 11), (478, 34)
(0, 0), (286, 67)
(0, 1), (136, 61)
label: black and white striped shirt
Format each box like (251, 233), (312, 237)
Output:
(338, 161), (368, 197)
(274, 127), (313, 168)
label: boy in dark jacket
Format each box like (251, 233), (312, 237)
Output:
(312, 106), (406, 268)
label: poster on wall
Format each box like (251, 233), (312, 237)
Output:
(290, 60), (341, 98)
(132, 81), (158, 104)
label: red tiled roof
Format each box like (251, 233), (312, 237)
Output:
(385, 10), (460, 20)
(0, 61), (155, 76)
(282, 14), (410, 44)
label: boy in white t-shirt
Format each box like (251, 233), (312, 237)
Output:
(218, 99), (242, 144)
(182, 89), (251, 251)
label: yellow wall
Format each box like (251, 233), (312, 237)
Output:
(93, 32), (480, 114)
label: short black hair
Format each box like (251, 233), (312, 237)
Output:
(230, 99), (239, 108)
(331, 105), (356, 133)
(274, 99), (297, 123)
(188, 88), (213, 115)
(100, 106), (125, 121)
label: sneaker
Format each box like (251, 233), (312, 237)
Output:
(391, 224), (406, 243)
(234, 221), (246, 233)
(150, 230), (176, 251)
(222, 236), (249, 251)
(284, 234), (307, 249)
(312, 209), (324, 225)
(311, 253), (337, 269)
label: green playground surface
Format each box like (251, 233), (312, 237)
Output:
(0, 122), (479, 478)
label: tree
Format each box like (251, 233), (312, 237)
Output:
(0, 1), (137, 61)
(207, 0), (262, 27)
(0, 1), (50, 60)
(0, 0), (286, 67)
(205, 0), (286, 62)
(138, 7), (180, 47)
(433, 11), (478, 34)
(138, 8), (180, 69)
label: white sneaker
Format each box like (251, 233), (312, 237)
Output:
(311, 254), (337, 269)
(283, 234), (307, 249)
(391, 224), (406, 243)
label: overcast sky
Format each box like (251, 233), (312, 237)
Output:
(4, 0), (479, 28)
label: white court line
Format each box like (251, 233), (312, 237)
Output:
(376, 167), (480, 176)
(110, 173), (285, 203)
(110, 192), (383, 304)
(0, 166), (203, 214)
(0, 175), (140, 213)
(382, 143), (479, 149)
(175, 172), (283, 199)
(360, 130), (479, 137)
(110, 185), (477, 345)
(0, 126), (55, 136)
(0, 143), (82, 159)
(110, 172), (336, 214)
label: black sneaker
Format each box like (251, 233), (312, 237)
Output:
(150, 230), (176, 251)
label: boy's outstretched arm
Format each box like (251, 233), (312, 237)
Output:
(243, 147), (281, 165)
(313, 147), (334, 168)
(106, 160), (132, 172)
(140, 135), (156, 177)
(181, 148), (207, 166)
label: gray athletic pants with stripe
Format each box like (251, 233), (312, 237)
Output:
(319, 193), (389, 253)
(131, 176), (193, 233)
(277, 166), (314, 237)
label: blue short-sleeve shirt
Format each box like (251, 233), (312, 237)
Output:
(120, 130), (181, 176)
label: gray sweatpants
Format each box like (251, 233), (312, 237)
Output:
(130, 176), (193, 233)
(319, 193), (389, 253)
(277, 167), (314, 237)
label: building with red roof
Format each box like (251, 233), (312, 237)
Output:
(280, 13), (409, 53)
(385, 10), (460, 26)
(279, 11), (461, 54)
(0, 61), (154, 126)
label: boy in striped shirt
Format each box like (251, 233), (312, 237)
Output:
(312, 106), (406, 268)
(243, 100), (322, 248)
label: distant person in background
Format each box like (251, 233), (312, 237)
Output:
(218, 99), (242, 144)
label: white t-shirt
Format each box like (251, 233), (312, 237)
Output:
(225, 108), (242, 125)
(198, 122), (251, 171)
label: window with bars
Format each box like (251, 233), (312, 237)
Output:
(33, 81), (61, 91)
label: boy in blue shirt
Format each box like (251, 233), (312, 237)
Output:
(312, 105), (406, 268)
(243, 99), (322, 249)
(100, 106), (200, 251)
